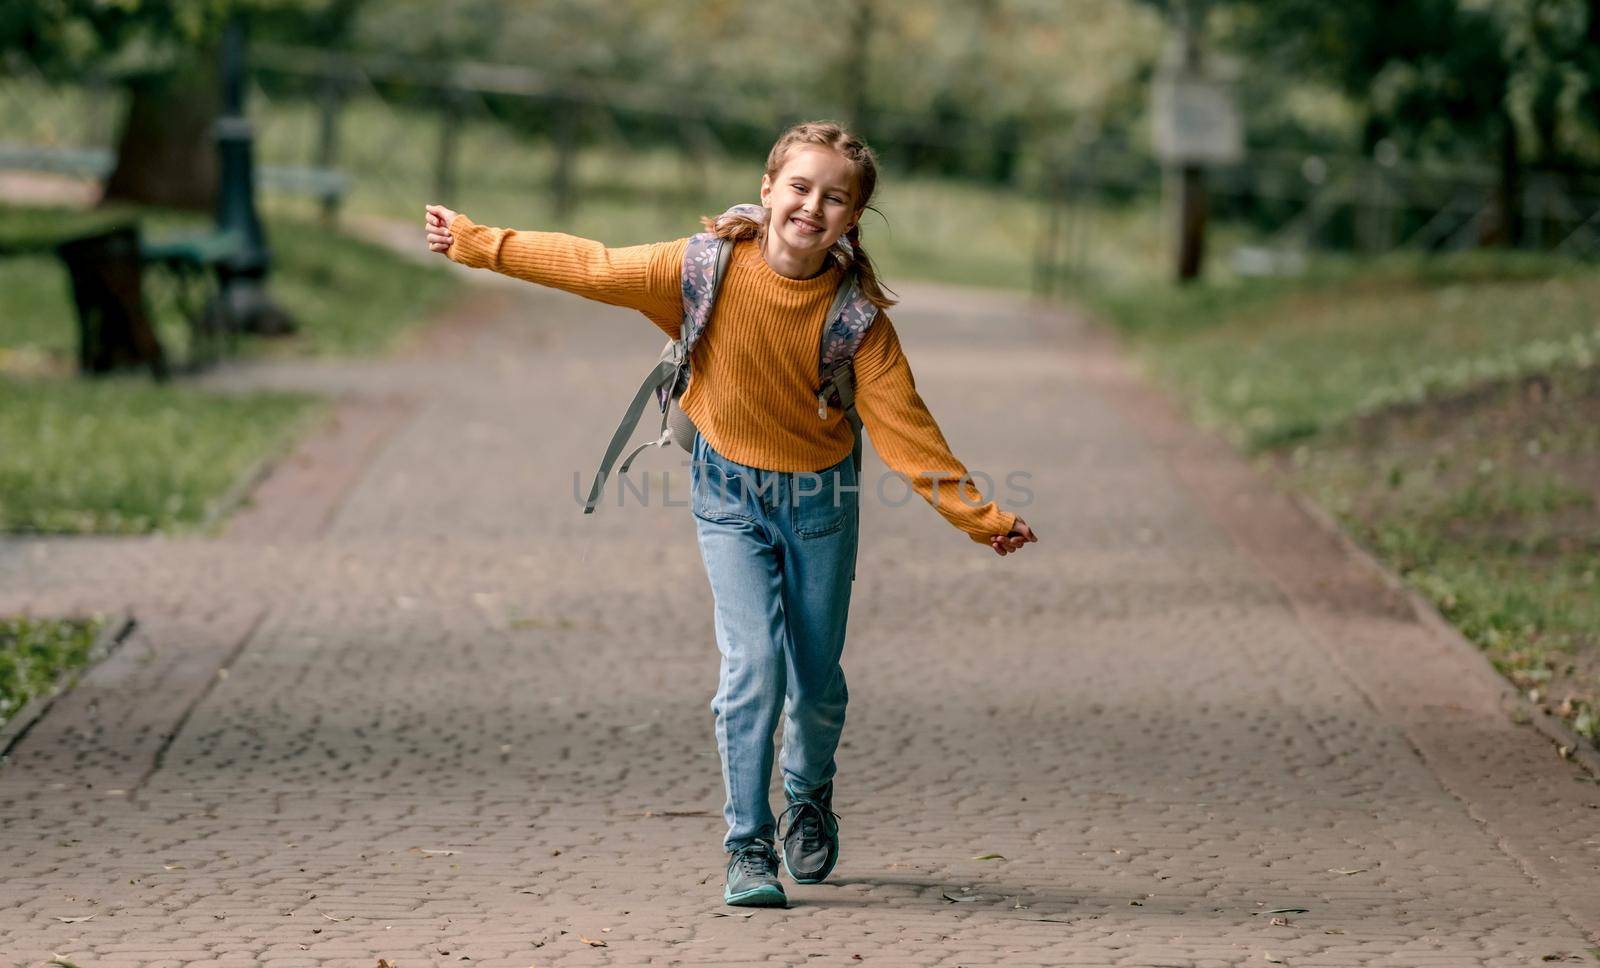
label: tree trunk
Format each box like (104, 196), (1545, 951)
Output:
(843, 0), (872, 133)
(101, 62), (220, 211)
(1489, 108), (1524, 248)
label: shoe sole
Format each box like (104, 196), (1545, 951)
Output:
(724, 883), (788, 907)
(783, 838), (840, 885)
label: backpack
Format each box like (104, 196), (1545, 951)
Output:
(582, 203), (880, 515)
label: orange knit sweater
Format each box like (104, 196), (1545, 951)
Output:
(446, 215), (1017, 544)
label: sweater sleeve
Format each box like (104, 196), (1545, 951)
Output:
(445, 214), (687, 339)
(849, 313), (1018, 544)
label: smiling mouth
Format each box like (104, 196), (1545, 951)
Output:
(790, 216), (824, 234)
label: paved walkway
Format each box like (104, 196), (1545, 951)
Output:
(1, 266), (1597, 968)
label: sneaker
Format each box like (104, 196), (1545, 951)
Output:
(724, 840), (787, 907)
(779, 780), (840, 884)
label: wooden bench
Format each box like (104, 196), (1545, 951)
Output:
(49, 224), (248, 378)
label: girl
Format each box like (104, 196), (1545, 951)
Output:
(424, 120), (1038, 908)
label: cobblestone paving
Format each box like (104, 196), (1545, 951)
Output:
(1, 277), (1597, 968)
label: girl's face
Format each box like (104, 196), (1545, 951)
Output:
(760, 145), (863, 264)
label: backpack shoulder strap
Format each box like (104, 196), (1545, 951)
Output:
(819, 271), (878, 374)
(816, 272), (879, 475)
(680, 231), (725, 348)
(682, 205), (754, 349)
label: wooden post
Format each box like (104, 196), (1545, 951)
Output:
(1176, 163), (1206, 281)
(551, 99), (578, 222)
(315, 73), (344, 226)
(844, 0), (873, 133)
(680, 118), (722, 206)
(1034, 155), (1064, 297)
(1173, 1), (1206, 283)
(1070, 143), (1097, 280)
(435, 86), (462, 204)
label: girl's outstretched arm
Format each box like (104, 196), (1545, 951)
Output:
(850, 313), (1037, 555)
(423, 204), (686, 339)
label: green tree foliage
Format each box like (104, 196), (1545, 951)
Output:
(1, 1), (343, 208)
(343, 0), (1164, 180)
(0, 1), (337, 77)
(1223, 0), (1600, 242)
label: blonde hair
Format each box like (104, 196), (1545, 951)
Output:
(700, 119), (897, 310)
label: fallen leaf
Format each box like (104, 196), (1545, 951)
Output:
(1264, 954), (1284, 964)
(972, 853), (1005, 861)
(163, 864), (186, 871)
(48, 957), (82, 968)
(321, 912), (353, 922)
(941, 890), (987, 903)
(1129, 899), (1143, 906)
(1327, 868), (1367, 876)
(418, 848), (459, 856)
(54, 915), (95, 924)
(1262, 907), (1309, 915)
(709, 910), (755, 918)
(378, 961), (393, 968)
(578, 935), (607, 947)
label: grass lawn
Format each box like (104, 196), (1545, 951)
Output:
(0, 616), (105, 733)
(0, 376), (316, 533)
(1083, 254), (1600, 747)
(0, 202), (459, 534)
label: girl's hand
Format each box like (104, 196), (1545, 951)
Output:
(425, 204), (459, 253)
(990, 516), (1038, 557)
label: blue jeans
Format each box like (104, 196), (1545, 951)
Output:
(690, 431), (859, 851)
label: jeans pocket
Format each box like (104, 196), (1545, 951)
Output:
(792, 466), (855, 539)
(692, 449), (756, 524)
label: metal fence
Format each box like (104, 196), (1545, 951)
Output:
(1034, 140), (1600, 293)
(5, 44), (1600, 296)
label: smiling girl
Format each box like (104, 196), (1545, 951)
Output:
(425, 120), (1037, 907)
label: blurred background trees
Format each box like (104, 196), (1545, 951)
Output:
(1225, 0), (1600, 245)
(4, 0), (1600, 271)
(1, 0), (351, 208)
